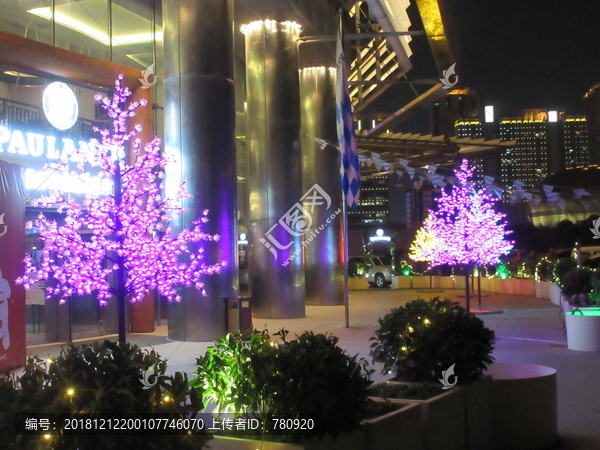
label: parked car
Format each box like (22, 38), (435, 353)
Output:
(349, 255), (394, 288)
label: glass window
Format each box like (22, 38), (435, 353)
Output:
(0, 0), (53, 45)
(53, 0), (110, 60)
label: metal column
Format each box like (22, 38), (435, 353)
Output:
(300, 67), (344, 305)
(243, 20), (305, 319)
(163, 0), (237, 341)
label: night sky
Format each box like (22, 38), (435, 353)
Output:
(445, 0), (600, 116)
(374, 0), (600, 134)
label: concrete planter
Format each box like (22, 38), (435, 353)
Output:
(436, 276), (455, 289)
(462, 374), (494, 450)
(486, 363), (557, 450)
(497, 279), (514, 295)
(210, 400), (420, 450)
(363, 400), (422, 450)
(566, 309), (600, 352)
(479, 277), (490, 292)
(349, 277), (369, 290)
(412, 276), (431, 289)
(488, 278), (499, 293)
(392, 276), (411, 289)
(513, 279), (534, 296)
(372, 383), (465, 450)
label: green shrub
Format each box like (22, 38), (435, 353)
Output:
(370, 297), (495, 384)
(2, 341), (209, 450)
(193, 329), (373, 443)
(561, 268), (592, 297)
(554, 258), (577, 285)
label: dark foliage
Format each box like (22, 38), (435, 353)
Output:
(370, 298), (495, 384)
(0, 341), (208, 450)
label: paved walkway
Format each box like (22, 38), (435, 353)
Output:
(24, 288), (600, 449)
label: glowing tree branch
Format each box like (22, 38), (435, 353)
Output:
(409, 159), (513, 309)
(18, 76), (225, 344)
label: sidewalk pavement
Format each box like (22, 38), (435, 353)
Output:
(24, 288), (600, 449)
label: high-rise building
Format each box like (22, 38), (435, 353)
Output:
(456, 109), (588, 187)
(431, 88), (480, 137)
(584, 84), (600, 165)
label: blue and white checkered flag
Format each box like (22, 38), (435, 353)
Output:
(336, 29), (360, 209)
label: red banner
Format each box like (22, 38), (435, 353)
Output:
(0, 160), (25, 370)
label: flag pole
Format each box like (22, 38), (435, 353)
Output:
(338, 10), (350, 329)
(343, 190), (350, 328)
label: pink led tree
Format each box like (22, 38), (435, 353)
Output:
(17, 76), (225, 344)
(409, 159), (513, 310)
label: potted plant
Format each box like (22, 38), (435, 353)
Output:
(1, 340), (208, 450)
(370, 297), (496, 450)
(561, 268), (592, 310)
(193, 329), (416, 449)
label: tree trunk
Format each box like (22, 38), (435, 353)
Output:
(464, 264), (470, 312)
(114, 160), (127, 345)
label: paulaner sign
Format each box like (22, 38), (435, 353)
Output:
(0, 126), (95, 161)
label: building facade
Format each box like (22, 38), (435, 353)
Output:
(456, 110), (588, 187)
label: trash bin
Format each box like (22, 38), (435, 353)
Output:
(224, 297), (253, 336)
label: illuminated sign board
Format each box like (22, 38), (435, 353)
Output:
(0, 126), (112, 196)
(0, 126), (95, 161)
(369, 228), (391, 242)
(42, 82), (79, 131)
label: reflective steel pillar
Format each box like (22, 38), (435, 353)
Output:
(300, 67), (344, 305)
(243, 21), (305, 319)
(163, 0), (237, 341)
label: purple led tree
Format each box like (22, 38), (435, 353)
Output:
(17, 76), (225, 344)
(409, 159), (513, 310)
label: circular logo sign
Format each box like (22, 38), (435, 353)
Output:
(43, 82), (78, 131)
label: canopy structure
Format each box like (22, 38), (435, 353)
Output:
(356, 130), (516, 176)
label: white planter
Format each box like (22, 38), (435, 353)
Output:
(549, 284), (562, 306)
(566, 310), (600, 352)
(486, 363), (557, 450)
(535, 281), (552, 300)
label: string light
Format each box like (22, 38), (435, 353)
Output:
(17, 75), (225, 305)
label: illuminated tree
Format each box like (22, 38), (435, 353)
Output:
(409, 160), (513, 309)
(17, 76), (225, 344)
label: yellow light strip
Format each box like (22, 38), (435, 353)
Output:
(28, 7), (163, 46)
